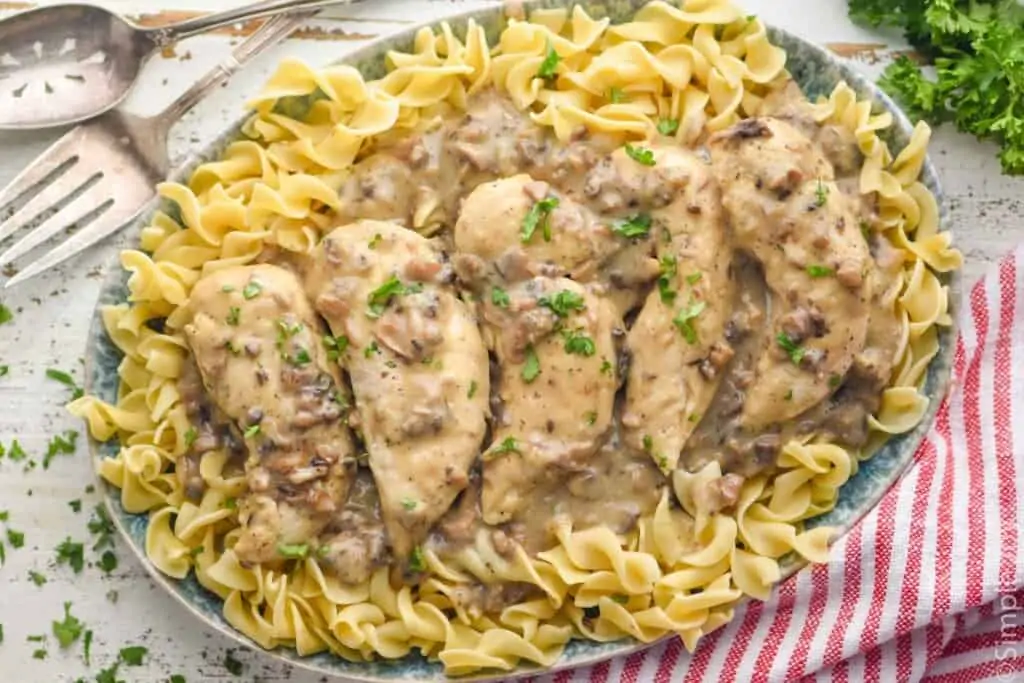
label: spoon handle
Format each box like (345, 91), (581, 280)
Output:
(144, 0), (363, 45)
(155, 11), (312, 126)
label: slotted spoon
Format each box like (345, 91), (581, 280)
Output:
(0, 10), (319, 289)
(0, 0), (359, 129)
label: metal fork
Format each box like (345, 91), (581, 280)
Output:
(0, 10), (317, 289)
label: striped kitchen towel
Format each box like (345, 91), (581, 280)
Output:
(533, 246), (1024, 683)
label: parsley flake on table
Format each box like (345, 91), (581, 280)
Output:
(95, 662), (120, 683)
(88, 504), (115, 551)
(83, 629), (93, 665)
(225, 650), (245, 675)
(46, 368), (84, 400)
(624, 143), (657, 166)
(521, 196), (559, 243)
(6, 439), (27, 461)
(6, 529), (23, 548)
(0, 366), (8, 378)
(521, 345), (541, 383)
(28, 570), (46, 586)
(0, 303), (13, 325)
(99, 550), (117, 573)
(611, 213), (652, 239)
(170, 676), (186, 683)
(43, 430), (78, 469)
(120, 645), (148, 665)
(537, 41), (560, 81)
(52, 602), (83, 648)
(55, 537), (84, 573)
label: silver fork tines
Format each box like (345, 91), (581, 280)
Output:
(0, 11), (313, 289)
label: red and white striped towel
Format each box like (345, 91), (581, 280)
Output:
(533, 248), (1024, 683)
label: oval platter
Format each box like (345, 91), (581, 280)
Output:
(82, 0), (961, 680)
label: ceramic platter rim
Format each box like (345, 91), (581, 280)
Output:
(82, 1), (961, 680)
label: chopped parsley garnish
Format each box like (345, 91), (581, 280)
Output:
(120, 645), (148, 666)
(657, 118), (680, 136)
(829, 374), (842, 388)
(521, 346), (541, 383)
(673, 300), (707, 344)
(860, 220), (872, 241)
(96, 663), (121, 683)
(290, 348), (312, 366)
(814, 178), (829, 207)
(537, 42), (560, 81)
(226, 306), (240, 326)
(224, 340), (240, 356)
(364, 341), (380, 358)
(624, 143), (656, 166)
(183, 427), (198, 448)
(99, 550), (117, 573)
(688, 412), (701, 423)
(784, 389), (793, 401)
(7, 529), (24, 548)
(409, 546), (427, 573)
(277, 543), (309, 559)
(69, 499), (82, 513)
(224, 498), (237, 510)
(242, 280), (263, 300)
(221, 284), (235, 293)
(32, 649), (46, 659)
(600, 359), (614, 376)
(367, 276), (421, 318)
(642, 435), (653, 452)
(88, 504), (115, 551)
(368, 233), (383, 249)
(83, 629), (93, 665)
(0, 624), (4, 643)
(243, 424), (261, 439)
(491, 286), (511, 309)
(45, 368), (83, 400)
(224, 651), (244, 676)
(467, 380), (478, 399)
(686, 271), (703, 285)
(56, 538), (84, 573)
(170, 676), (186, 683)
(43, 430), (78, 469)
(190, 545), (204, 558)
(521, 196), (560, 243)
(657, 255), (678, 304)
(401, 497), (418, 511)
(611, 594), (629, 604)
(776, 332), (806, 365)
(538, 289), (585, 317)
(493, 437), (520, 455)
(562, 329), (596, 357)
(585, 411), (598, 426)
(28, 570), (46, 586)
(52, 602), (83, 648)
(0, 366), (8, 377)
(806, 264), (834, 278)
(323, 334), (349, 361)
(0, 304), (13, 325)
(6, 439), (26, 461)
(611, 213), (652, 239)
(608, 86), (626, 103)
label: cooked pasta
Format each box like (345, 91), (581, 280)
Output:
(70, 0), (960, 676)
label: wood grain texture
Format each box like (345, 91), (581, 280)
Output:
(0, 1), (1015, 681)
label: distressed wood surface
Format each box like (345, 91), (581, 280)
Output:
(0, 0), (1016, 681)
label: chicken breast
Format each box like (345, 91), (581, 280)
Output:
(480, 277), (620, 525)
(182, 264), (355, 565)
(454, 174), (618, 283)
(709, 118), (873, 428)
(305, 219), (490, 561)
(622, 149), (734, 472)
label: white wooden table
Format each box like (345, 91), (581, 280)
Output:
(0, 1), (1016, 680)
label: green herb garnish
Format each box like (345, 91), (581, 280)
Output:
(657, 255), (677, 304)
(814, 178), (828, 207)
(686, 271), (703, 285)
(611, 213), (652, 239)
(46, 368), (83, 400)
(491, 286), (511, 309)
(42, 430), (78, 469)
(538, 289), (585, 317)
(367, 276), (421, 318)
(776, 332), (806, 365)
(401, 497), (417, 511)
(608, 86), (626, 103)
(521, 196), (559, 243)
(55, 538), (84, 573)
(807, 264), (834, 278)
(562, 329), (596, 357)
(243, 424), (261, 439)
(467, 380), (478, 399)
(368, 233), (383, 249)
(242, 280), (263, 300)
(537, 42), (560, 81)
(323, 334), (349, 361)
(673, 300), (707, 344)
(409, 546), (427, 572)
(364, 341), (380, 358)
(52, 602), (82, 648)
(28, 570), (46, 586)
(120, 645), (148, 666)
(624, 143), (656, 166)
(277, 543), (309, 559)
(522, 346), (541, 383)
(657, 118), (680, 136)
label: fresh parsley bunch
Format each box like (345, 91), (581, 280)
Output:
(849, 0), (1024, 173)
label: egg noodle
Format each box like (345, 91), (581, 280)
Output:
(70, 0), (962, 675)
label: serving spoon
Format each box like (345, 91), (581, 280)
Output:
(0, 0), (361, 130)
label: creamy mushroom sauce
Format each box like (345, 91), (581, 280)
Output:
(177, 84), (902, 596)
